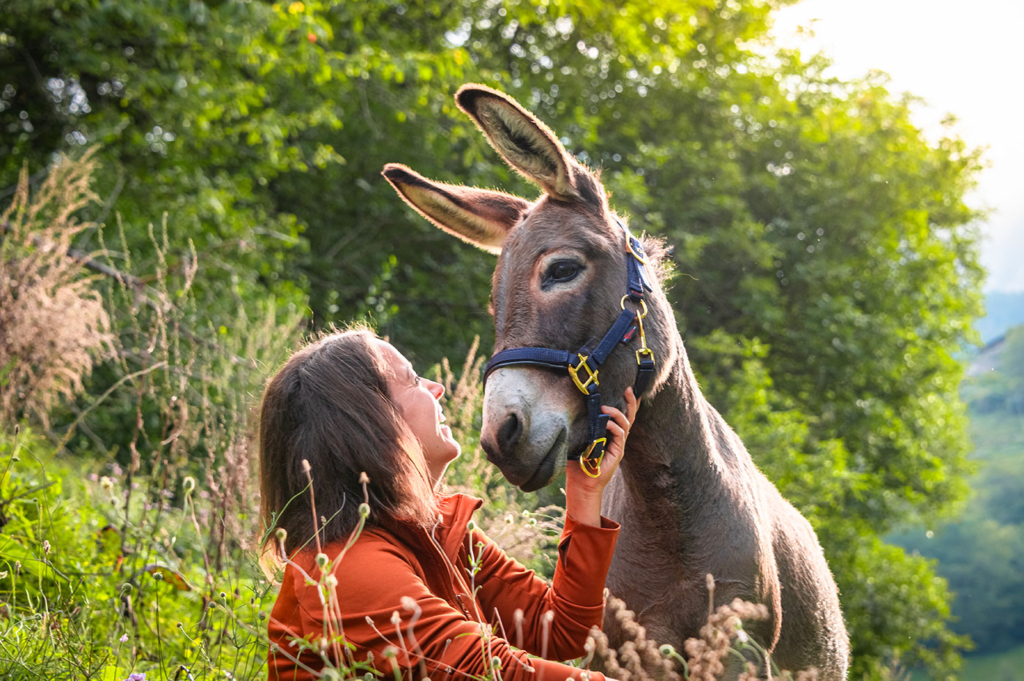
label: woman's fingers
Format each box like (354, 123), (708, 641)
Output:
(603, 386), (642, 463)
(605, 421), (626, 457)
(602, 405), (630, 435)
(624, 386), (639, 424)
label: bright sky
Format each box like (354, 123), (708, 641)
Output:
(771, 0), (1024, 292)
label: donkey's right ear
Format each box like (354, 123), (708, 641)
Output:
(382, 164), (529, 254)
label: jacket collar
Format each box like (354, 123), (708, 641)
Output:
(377, 492), (483, 564)
(435, 493), (484, 560)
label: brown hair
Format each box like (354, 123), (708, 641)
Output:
(258, 327), (437, 558)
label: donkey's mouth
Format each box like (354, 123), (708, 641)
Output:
(519, 428), (567, 492)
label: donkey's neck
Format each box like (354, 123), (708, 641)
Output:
(619, 345), (736, 500)
(603, 342), (752, 592)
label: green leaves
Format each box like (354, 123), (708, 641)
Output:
(0, 0), (985, 676)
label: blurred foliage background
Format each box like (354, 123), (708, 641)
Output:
(893, 325), (1024, 680)
(0, 0), (1010, 678)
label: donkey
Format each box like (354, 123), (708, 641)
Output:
(382, 84), (850, 679)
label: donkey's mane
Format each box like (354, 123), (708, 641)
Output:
(635, 231), (674, 287)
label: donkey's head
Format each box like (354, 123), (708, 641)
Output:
(384, 85), (677, 491)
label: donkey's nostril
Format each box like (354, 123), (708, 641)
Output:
(496, 412), (522, 453)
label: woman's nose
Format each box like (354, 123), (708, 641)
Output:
(428, 379), (445, 400)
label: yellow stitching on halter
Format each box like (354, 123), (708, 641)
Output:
(568, 354), (599, 395)
(620, 295), (648, 319)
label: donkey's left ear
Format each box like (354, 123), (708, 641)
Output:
(456, 84), (579, 201)
(382, 163), (529, 254)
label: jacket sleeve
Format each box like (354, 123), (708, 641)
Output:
(302, 540), (608, 681)
(469, 513), (620, 661)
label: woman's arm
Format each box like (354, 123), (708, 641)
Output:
(293, 541), (608, 681)
(468, 513), (619, 661)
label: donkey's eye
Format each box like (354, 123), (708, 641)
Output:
(543, 260), (582, 287)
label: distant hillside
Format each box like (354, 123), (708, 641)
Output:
(892, 325), (1024, 658)
(977, 291), (1024, 344)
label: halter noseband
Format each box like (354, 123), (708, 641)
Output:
(483, 218), (657, 478)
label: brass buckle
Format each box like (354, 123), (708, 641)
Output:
(580, 439), (607, 478)
(626, 237), (648, 265)
(633, 311), (655, 366)
(620, 295), (648, 319)
(568, 354), (599, 395)
(636, 348), (656, 365)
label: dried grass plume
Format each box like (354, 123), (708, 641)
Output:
(0, 148), (115, 428)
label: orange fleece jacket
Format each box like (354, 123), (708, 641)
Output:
(268, 493), (619, 681)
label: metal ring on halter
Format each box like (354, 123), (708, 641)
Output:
(620, 295), (648, 319)
(626, 237), (649, 265)
(580, 435), (607, 477)
(580, 448), (605, 478)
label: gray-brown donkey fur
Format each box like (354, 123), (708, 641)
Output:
(383, 84), (850, 679)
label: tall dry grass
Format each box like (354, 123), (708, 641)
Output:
(0, 148), (115, 429)
(0, 152), (304, 679)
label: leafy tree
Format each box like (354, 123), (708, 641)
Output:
(0, 0), (324, 316)
(0, 0), (986, 677)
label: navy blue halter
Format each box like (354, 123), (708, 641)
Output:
(483, 218), (656, 477)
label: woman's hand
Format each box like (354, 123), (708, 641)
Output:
(596, 386), (640, 482)
(564, 387), (640, 527)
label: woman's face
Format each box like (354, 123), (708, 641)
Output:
(376, 340), (461, 484)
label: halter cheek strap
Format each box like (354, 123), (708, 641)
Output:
(483, 218), (656, 477)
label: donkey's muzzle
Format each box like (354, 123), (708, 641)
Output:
(481, 366), (571, 490)
(481, 406), (532, 484)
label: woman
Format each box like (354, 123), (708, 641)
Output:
(260, 328), (637, 681)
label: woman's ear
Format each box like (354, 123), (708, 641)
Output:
(455, 84), (579, 201)
(382, 164), (530, 254)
